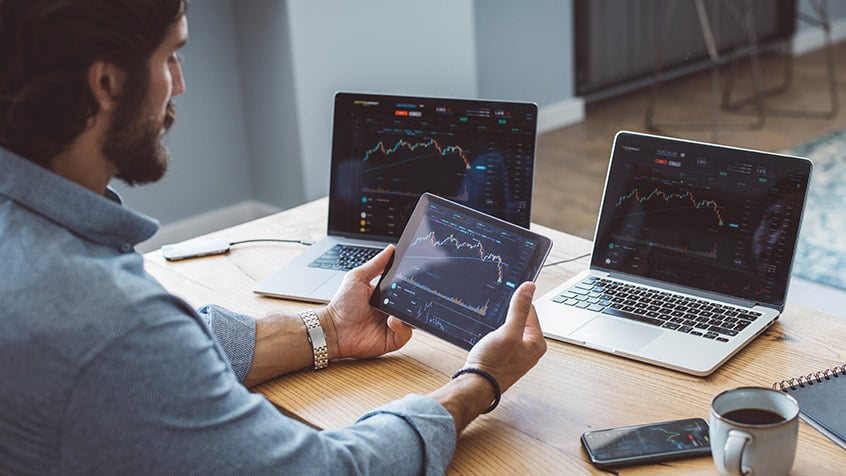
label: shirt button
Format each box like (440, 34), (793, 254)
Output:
(120, 243), (133, 253)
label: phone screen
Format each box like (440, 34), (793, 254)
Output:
(581, 418), (710, 468)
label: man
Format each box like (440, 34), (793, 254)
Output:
(0, 1), (546, 474)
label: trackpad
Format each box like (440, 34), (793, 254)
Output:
(312, 273), (346, 301)
(570, 316), (662, 352)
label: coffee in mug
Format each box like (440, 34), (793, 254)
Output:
(710, 387), (799, 476)
(722, 408), (786, 425)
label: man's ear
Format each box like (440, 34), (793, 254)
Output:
(88, 61), (126, 112)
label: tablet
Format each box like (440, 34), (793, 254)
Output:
(371, 193), (552, 350)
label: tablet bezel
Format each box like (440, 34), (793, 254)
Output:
(371, 193), (552, 350)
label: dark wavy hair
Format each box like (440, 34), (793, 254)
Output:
(0, 0), (188, 166)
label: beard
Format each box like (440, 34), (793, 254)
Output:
(105, 100), (176, 186)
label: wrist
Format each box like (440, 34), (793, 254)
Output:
(430, 371), (499, 432)
(297, 310), (329, 370)
(315, 307), (340, 361)
(451, 367), (501, 414)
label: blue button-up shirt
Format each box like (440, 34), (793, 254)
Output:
(0, 147), (456, 475)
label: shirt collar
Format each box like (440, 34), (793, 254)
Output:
(0, 147), (159, 249)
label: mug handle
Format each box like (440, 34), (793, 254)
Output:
(724, 429), (753, 476)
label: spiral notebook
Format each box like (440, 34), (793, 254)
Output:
(773, 364), (846, 450)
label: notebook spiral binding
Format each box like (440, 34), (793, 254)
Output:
(772, 364), (846, 391)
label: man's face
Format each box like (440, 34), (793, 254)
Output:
(106, 16), (187, 186)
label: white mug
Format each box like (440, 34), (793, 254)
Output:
(709, 387), (800, 476)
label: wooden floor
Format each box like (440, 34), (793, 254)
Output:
(533, 41), (846, 239)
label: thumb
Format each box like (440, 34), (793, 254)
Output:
(502, 282), (536, 333)
(352, 244), (394, 282)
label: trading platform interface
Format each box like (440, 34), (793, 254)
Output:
(377, 196), (549, 349)
(593, 134), (811, 306)
(328, 93), (537, 241)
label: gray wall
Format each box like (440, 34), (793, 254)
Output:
(233, 1), (304, 208)
(798, 0), (846, 31)
(285, 0), (479, 200)
(475, 0), (575, 105)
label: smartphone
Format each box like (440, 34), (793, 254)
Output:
(581, 417), (711, 469)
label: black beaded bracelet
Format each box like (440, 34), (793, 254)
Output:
(451, 367), (501, 414)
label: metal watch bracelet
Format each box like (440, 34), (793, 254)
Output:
(298, 310), (329, 370)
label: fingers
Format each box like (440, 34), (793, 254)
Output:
(351, 245), (395, 282)
(387, 315), (413, 342)
(501, 282), (536, 334)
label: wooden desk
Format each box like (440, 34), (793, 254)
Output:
(145, 198), (846, 474)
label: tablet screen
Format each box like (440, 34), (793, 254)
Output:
(371, 193), (552, 349)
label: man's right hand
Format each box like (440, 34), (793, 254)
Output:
(428, 281), (546, 432)
(463, 281), (546, 393)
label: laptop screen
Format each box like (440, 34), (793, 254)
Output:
(592, 132), (812, 307)
(327, 92), (537, 241)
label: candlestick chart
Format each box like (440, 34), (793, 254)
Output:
(358, 131), (511, 204)
(382, 205), (537, 347)
(350, 122), (533, 237)
(592, 145), (809, 305)
(615, 186), (726, 227)
(398, 227), (509, 318)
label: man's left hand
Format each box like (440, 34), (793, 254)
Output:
(320, 245), (413, 360)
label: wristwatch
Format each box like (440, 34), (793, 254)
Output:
(298, 310), (329, 370)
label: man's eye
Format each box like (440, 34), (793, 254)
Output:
(168, 53), (183, 65)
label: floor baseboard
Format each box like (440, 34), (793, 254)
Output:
(791, 16), (846, 56)
(538, 97), (585, 135)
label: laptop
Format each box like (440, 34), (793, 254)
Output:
(535, 131), (812, 376)
(254, 92), (538, 302)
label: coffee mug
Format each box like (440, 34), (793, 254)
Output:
(709, 387), (800, 476)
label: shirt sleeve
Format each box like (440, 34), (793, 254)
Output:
(352, 395), (457, 475)
(195, 304), (255, 382)
(57, 299), (457, 475)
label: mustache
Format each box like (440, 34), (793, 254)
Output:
(163, 100), (176, 130)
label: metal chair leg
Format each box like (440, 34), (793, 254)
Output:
(645, 0), (765, 142)
(722, 0), (838, 118)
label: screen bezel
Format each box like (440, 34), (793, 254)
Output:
(371, 193), (552, 350)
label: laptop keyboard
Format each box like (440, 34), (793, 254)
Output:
(308, 244), (381, 271)
(552, 276), (762, 342)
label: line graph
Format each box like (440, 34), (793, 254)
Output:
(616, 186), (725, 226)
(361, 138), (471, 169)
(393, 223), (515, 319)
(650, 426), (683, 445)
(410, 231), (504, 283)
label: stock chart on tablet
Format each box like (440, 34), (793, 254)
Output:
(375, 195), (550, 349)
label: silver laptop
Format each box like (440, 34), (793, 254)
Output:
(536, 131), (812, 376)
(254, 92), (538, 302)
